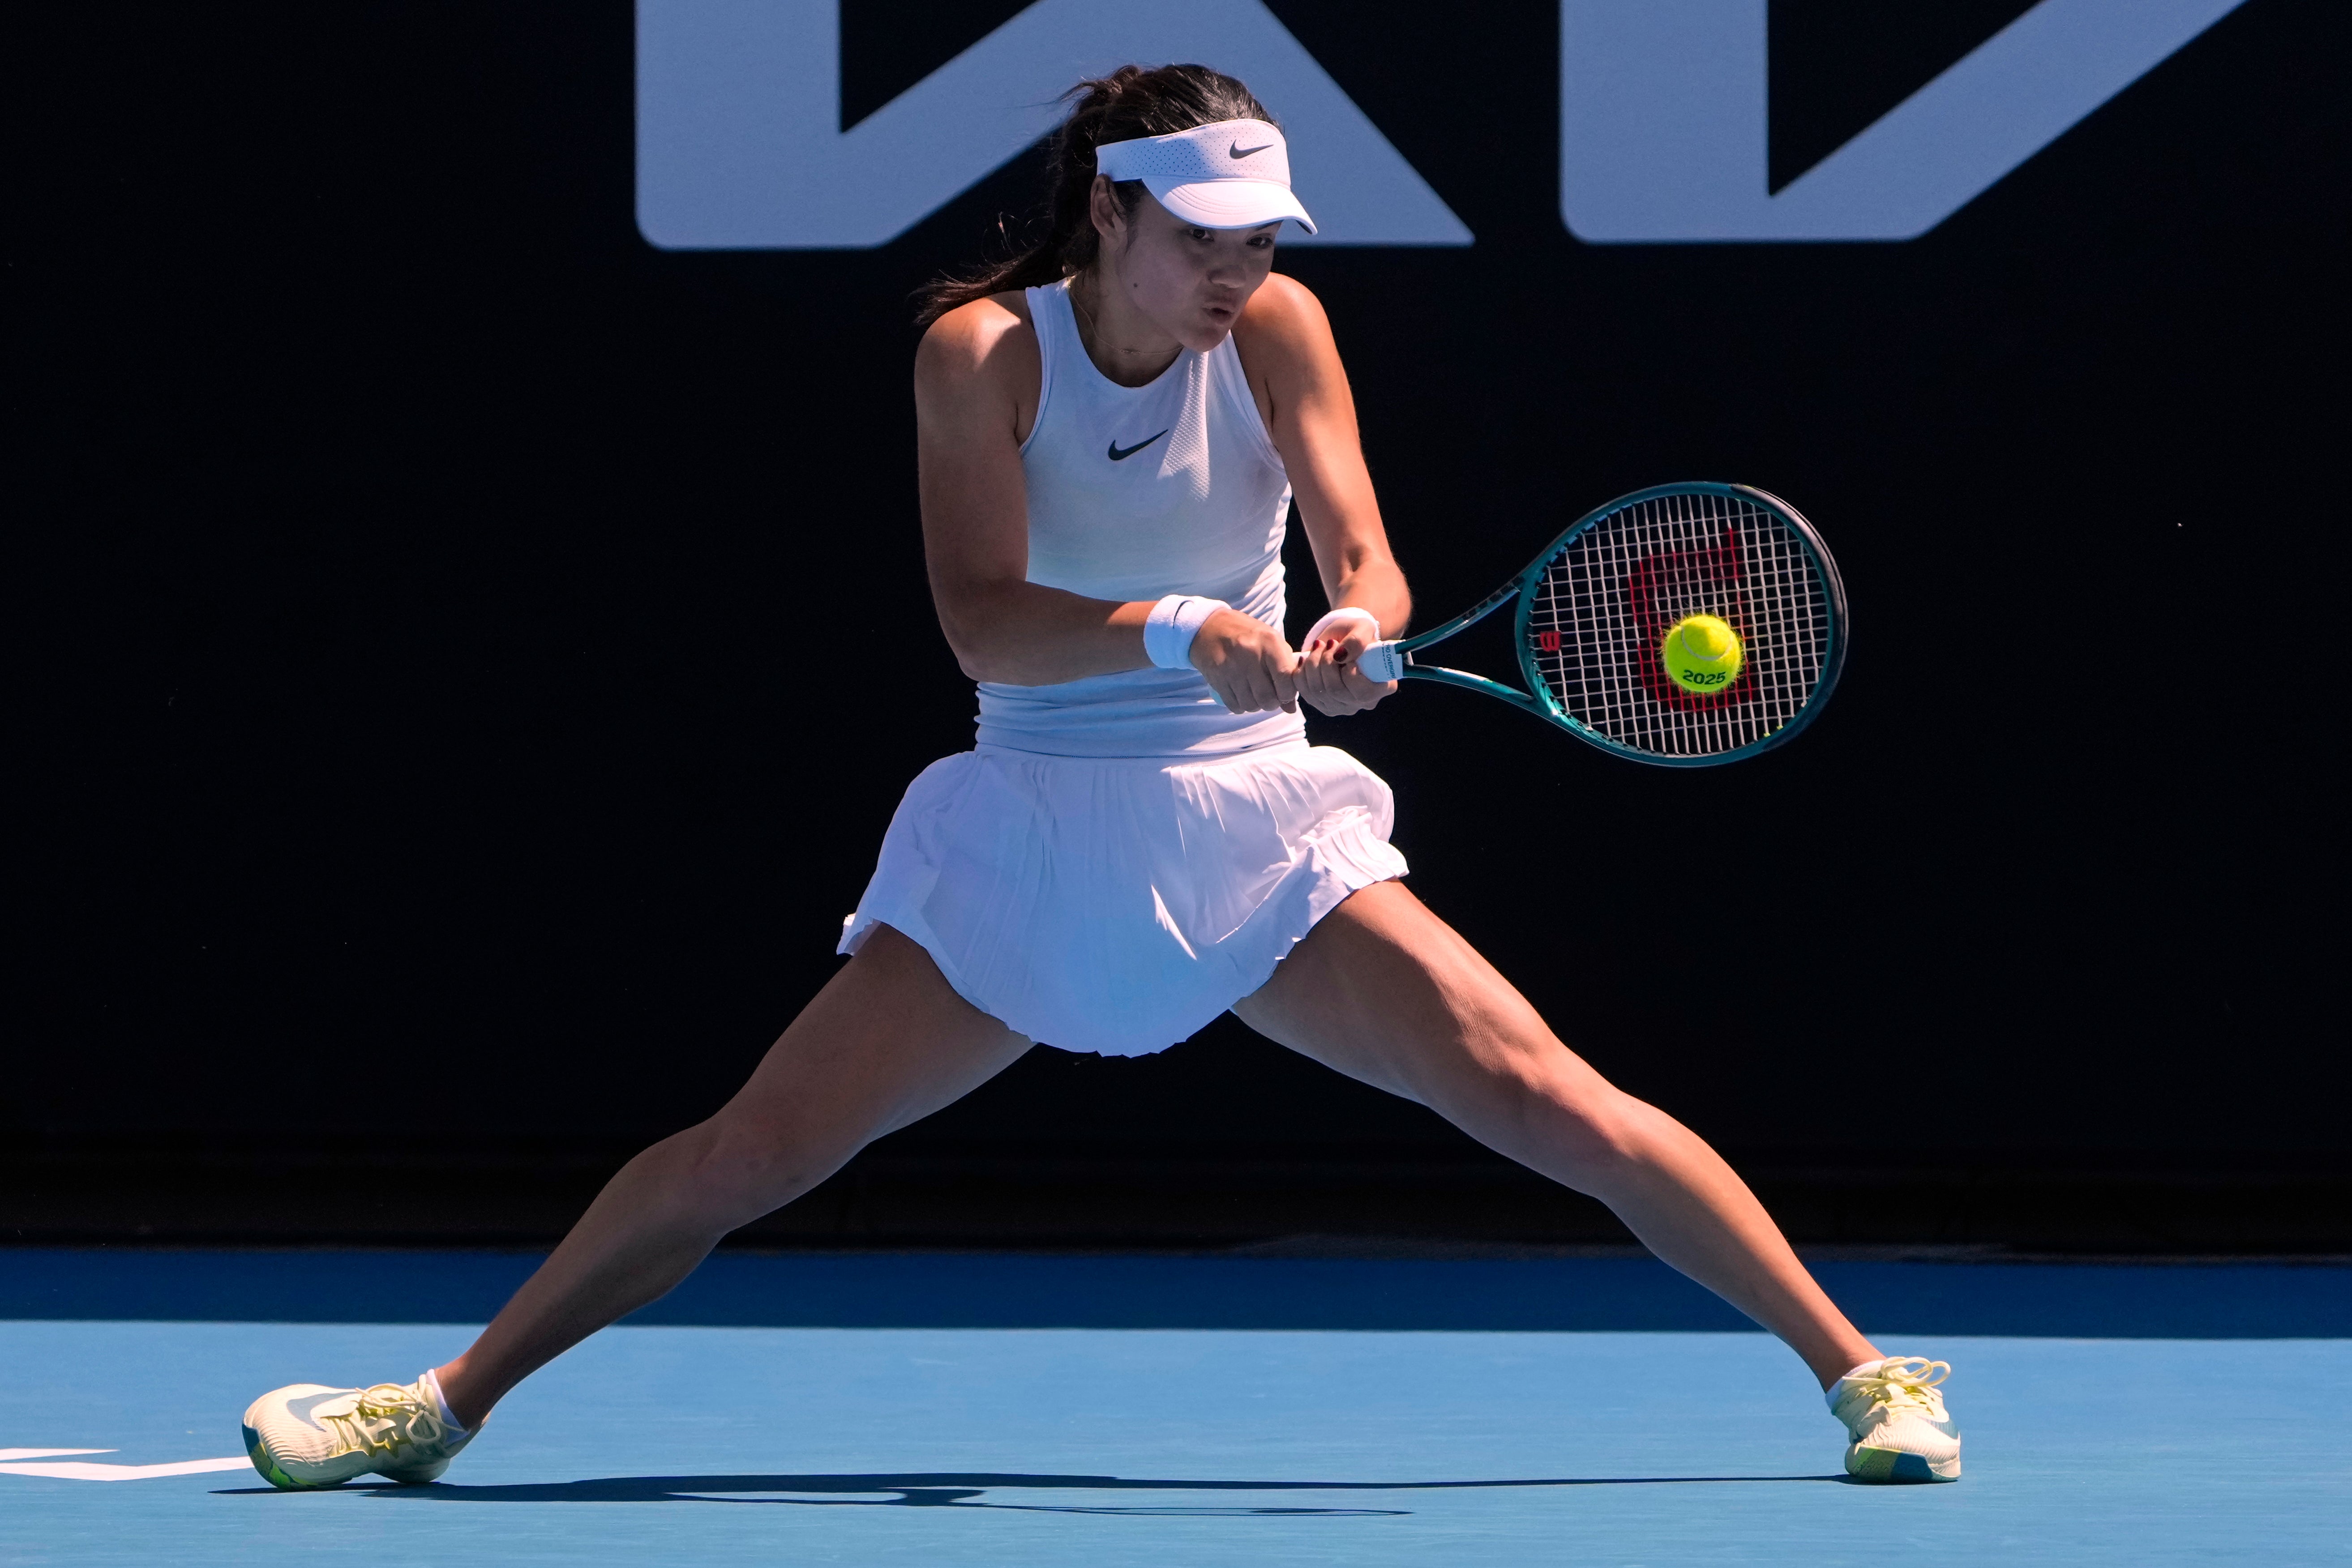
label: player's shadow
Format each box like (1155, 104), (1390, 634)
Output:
(219, 1470), (1844, 1516)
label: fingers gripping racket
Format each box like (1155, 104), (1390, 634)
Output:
(1354, 483), (1848, 767)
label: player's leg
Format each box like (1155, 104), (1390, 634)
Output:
(435, 924), (1030, 1423)
(1235, 880), (1960, 1481)
(1234, 879), (1873, 1384)
(241, 925), (1029, 1487)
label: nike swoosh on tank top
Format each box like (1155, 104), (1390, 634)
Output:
(974, 278), (1302, 758)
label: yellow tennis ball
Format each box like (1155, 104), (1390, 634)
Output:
(1662, 613), (1743, 694)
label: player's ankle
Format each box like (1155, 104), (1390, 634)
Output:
(1811, 1344), (1885, 1392)
(431, 1360), (491, 1431)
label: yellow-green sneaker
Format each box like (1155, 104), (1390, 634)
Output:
(241, 1370), (475, 1489)
(1829, 1356), (1961, 1482)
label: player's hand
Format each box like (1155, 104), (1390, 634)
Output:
(1191, 608), (1301, 714)
(1298, 611), (1395, 716)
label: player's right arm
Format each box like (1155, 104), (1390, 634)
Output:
(914, 296), (1298, 713)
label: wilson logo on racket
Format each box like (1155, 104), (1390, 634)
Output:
(1628, 534), (1748, 712)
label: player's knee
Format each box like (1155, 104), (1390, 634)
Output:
(1556, 1088), (1647, 1175)
(1482, 1052), (1643, 1176)
(667, 1118), (836, 1227)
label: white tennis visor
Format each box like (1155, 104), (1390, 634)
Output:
(1092, 118), (1316, 235)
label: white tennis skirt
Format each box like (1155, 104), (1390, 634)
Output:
(839, 740), (1408, 1056)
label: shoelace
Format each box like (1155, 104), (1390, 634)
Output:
(1848, 1357), (1951, 1416)
(321, 1384), (447, 1460)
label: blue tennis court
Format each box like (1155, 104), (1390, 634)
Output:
(5, 1250), (2345, 1566)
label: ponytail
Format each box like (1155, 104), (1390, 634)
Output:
(913, 64), (1276, 328)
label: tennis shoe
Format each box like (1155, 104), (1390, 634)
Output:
(1829, 1356), (1961, 1482)
(241, 1370), (474, 1489)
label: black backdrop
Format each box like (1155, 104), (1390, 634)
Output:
(13, 2), (2347, 1248)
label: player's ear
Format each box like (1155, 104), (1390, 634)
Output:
(1088, 175), (1127, 246)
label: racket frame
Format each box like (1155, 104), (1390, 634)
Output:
(1362, 482), (1848, 767)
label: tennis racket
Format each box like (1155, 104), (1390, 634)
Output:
(1354, 483), (1847, 767)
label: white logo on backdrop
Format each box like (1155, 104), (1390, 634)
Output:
(637, 0), (2250, 250)
(635, 0), (1470, 248)
(1560, 0), (2250, 241)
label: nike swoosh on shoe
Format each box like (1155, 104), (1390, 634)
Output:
(285, 1390), (353, 1431)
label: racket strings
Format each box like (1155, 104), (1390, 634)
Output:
(1526, 491), (1832, 758)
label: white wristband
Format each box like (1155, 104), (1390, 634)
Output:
(1304, 607), (1381, 647)
(1144, 594), (1229, 670)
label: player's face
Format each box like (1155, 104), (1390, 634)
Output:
(1097, 186), (1279, 351)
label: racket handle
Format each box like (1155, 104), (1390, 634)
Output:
(1356, 640), (1405, 683)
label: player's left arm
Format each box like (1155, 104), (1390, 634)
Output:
(1234, 273), (1407, 717)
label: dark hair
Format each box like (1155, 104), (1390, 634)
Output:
(913, 64), (1275, 328)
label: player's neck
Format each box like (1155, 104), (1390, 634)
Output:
(1069, 267), (1182, 387)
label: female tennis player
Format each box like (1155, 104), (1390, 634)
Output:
(241, 64), (1958, 1488)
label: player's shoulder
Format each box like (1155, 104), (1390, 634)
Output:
(1232, 272), (1334, 366)
(917, 291), (1037, 388)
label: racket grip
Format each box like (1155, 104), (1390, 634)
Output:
(1356, 641), (1405, 683)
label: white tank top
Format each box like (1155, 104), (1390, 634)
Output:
(973, 278), (1304, 758)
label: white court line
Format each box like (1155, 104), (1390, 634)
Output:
(0, 1449), (112, 1461)
(0, 1455), (252, 1481)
